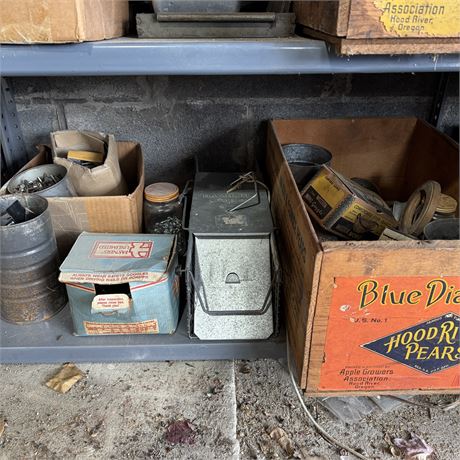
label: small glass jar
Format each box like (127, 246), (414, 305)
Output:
(143, 182), (185, 254)
(433, 194), (458, 220)
(144, 182), (181, 232)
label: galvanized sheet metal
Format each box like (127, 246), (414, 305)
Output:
(0, 194), (67, 324)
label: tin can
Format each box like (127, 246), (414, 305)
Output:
(7, 164), (76, 197)
(423, 218), (460, 241)
(282, 144), (332, 190)
(0, 194), (67, 324)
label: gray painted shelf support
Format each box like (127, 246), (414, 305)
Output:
(1, 38), (459, 76)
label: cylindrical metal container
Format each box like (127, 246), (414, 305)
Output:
(7, 164), (76, 197)
(0, 194), (67, 324)
(424, 218), (460, 241)
(282, 144), (332, 190)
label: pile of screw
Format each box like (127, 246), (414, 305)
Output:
(150, 216), (186, 255)
(150, 216), (182, 234)
(11, 173), (63, 194)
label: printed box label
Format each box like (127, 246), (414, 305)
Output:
(91, 294), (131, 312)
(83, 319), (159, 335)
(319, 276), (460, 391)
(91, 241), (153, 259)
(374, 0), (460, 37)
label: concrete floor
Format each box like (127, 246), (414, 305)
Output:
(0, 360), (458, 459)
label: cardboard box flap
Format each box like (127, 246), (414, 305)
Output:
(51, 130), (128, 197)
(59, 232), (175, 284)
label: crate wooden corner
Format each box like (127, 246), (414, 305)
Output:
(294, 0), (460, 55)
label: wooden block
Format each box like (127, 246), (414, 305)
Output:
(294, 0), (351, 36)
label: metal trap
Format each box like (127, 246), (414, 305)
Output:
(185, 171), (280, 340)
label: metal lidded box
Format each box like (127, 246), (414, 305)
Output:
(186, 171), (280, 341)
(59, 232), (179, 336)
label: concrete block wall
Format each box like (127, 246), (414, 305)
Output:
(11, 73), (459, 185)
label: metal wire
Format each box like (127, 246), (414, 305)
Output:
(286, 332), (370, 460)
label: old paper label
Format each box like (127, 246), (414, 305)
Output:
(374, 0), (460, 37)
(83, 319), (159, 335)
(91, 294), (131, 312)
(319, 276), (460, 392)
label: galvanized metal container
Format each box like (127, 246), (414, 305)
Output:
(0, 194), (67, 324)
(282, 143), (332, 190)
(186, 172), (280, 341)
(7, 164), (76, 197)
(424, 218), (460, 240)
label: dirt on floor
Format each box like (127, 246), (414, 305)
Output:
(234, 359), (460, 460)
(0, 359), (458, 459)
(0, 362), (238, 460)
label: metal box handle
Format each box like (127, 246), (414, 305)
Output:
(187, 269), (278, 317)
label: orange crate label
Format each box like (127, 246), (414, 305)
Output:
(319, 276), (460, 392)
(373, 0), (460, 38)
(83, 319), (159, 335)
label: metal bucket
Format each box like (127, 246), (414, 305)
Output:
(0, 194), (67, 324)
(282, 144), (332, 190)
(7, 164), (76, 197)
(424, 218), (460, 240)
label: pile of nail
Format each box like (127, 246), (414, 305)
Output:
(10, 173), (63, 193)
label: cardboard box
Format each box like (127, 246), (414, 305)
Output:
(302, 166), (397, 240)
(1, 142), (144, 256)
(0, 0), (129, 44)
(51, 130), (128, 197)
(266, 117), (460, 395)
(59, 233), (179, 336)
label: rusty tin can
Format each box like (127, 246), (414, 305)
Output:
(0, 194), (67, 324)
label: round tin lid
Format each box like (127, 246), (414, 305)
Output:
(144, 182), (179, 203)
(436, 194), (458, 214)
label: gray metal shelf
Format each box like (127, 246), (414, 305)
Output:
(0, 306), (285, 363)
(1, 37), (459, 76)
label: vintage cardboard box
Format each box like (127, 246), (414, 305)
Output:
(265, 117), (460, 395)
(302, 166), (397, 240)
(51, 130), (128, 197)
(59, 233), (179, 336)
(1, 142), (144, 256)
(0, 0), (129, 44)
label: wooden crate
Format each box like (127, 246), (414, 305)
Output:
(265, 118), (460, 395)
(294, 0), (460, 55)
